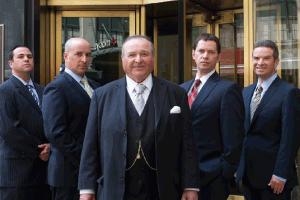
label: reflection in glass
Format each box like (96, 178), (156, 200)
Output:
(62, 17), (129, 85)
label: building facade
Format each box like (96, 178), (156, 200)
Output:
(0, 0), (299, 199)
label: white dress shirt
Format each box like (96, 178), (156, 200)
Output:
(188, 69), (216, 95)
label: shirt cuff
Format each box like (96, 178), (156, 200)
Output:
(273, 175), (287, 182)
(184, 188), (200, 192)
(80, 189), (95, 194)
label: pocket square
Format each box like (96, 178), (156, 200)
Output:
(170, 106), (181, 114)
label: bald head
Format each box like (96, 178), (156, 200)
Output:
(63, 38), (91, 77)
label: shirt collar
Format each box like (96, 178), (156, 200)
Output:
(126, 73), (153, 93)
(65, 67), (88, 84)
(195, 69), (215, 85)
(12, 74), (34, 87)
(257, 73), (277, 92)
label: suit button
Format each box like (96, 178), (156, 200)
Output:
(123, 155), (126, 158)
(138, 123), (142, 127)
(124, 133), (126, 137)
(139, 180), (143, 184)
(121, 177), (125, 181)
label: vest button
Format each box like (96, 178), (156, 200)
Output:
(121, 177), (125, 181)
(124, 133), (126, 137)
(123, 155), (126, 158)
(139, 180), (143, 184)
(138, 122), (142, 127)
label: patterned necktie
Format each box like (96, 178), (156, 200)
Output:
(250, 85), (263, 122)
(81, 78), (93, 98)
(26, 85), (40, 108)
(188, 79), (201, 107)
(133, 84), (147, 116)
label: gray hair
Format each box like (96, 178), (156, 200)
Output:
(64, 38), (74, 53)
(121, 35), (155, 57)
(253, 40), (279, 60)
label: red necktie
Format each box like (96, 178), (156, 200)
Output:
(188, 79), (201, 107)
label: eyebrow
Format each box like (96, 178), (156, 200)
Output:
(17, 53), (33, 57)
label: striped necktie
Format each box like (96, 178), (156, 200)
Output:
(26, 84), (40, 108)
(188, 79), (201, 107)
(250, 85), (263, 122)
(81, 77), (93, 98)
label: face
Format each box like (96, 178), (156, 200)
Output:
(8, 47), (34, 75)
(64, 38), (91, 77)
(192, 40), (220, 76)
(253, 47), (279, 82)
(122, 38), (154, 83)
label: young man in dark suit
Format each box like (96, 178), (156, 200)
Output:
(236, 40), (300, 200)
(42, 38), (101, 200)
(0, 45), (50, 200)
(181, 33), (245, 200)
(78, 35), (200, 200)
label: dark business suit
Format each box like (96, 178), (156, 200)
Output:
(181, 71), (245, 199)
(78, 76), (200, 200)
(0, 75), (50, 200)
(42, 72), (100, 199)
(236, 76), (300, 199)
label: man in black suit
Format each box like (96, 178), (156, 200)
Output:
(181, 33), (245, 200)
(78, 35), (200, 200)
(42, 38), (101, 200)
(0, 45), (50, 200)
(236, 40), (300, 200)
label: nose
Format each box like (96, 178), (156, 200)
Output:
(135, 55), (142, 63)
(24, 56), (29, 62)
(81, 55), (87, 63)
(202, 51), (209, 58)
(257, 58), (263, 65)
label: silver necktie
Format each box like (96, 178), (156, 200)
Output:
(133, 84), (146, 116)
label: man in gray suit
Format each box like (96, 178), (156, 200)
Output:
(0, 45), (50, 200)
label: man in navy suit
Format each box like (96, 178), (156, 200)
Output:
(42, 38), (101, 200)
(236, 40), (300, 200)
(0, 45), (50, 200)
(181, 33), (245, 200)
(78, 35), (200, 200)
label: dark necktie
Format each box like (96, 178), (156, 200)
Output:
(26, 85), (40, 108)
(188, 79), (201, 107)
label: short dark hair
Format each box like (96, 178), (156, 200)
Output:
(9, 45), (30, 61)
(122, 35), (155, 57)
(193, 33), (221, 54)
(253, 40), (279, 60)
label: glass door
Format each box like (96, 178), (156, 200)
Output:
(56, 11), (136, 85)
(191, 10), (244, 89)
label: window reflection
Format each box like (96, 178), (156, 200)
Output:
(62, 17), (129, 85)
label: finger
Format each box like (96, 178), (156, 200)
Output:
(273, 183), (280, 194)
(38, 144), (47, 148)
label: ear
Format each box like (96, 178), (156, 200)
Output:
(63, 52), (68, 61)
(192, 50), (195, 60)
(274, 58), (279, 68)
(8, 60), (13, 69)
(216, 53), (221, 63)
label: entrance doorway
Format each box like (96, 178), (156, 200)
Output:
(191, 10), (244, 88)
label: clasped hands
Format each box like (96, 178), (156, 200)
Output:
(38, 143), (50, 161)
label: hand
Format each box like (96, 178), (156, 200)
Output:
(234, 172), (237, 181)
(181, 190), (198, 200)
(80, 194), (95, 200)
(268, 176), (285, 194)
(38, 143), (50, 161)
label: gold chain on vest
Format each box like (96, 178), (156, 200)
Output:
(126, 140), (157, 171)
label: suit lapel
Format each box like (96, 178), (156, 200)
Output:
(243, 84), (256, 131)
(10, 76), (42, 114)
(191, 72), (219, 117)
(182, 78), (195, 93)
(88, 79), (99, 90)
(250, 77), (281, 126)
(152, 76), (166, 129)
(63, 72), (91, 102)
(116, 77), (127, 129)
